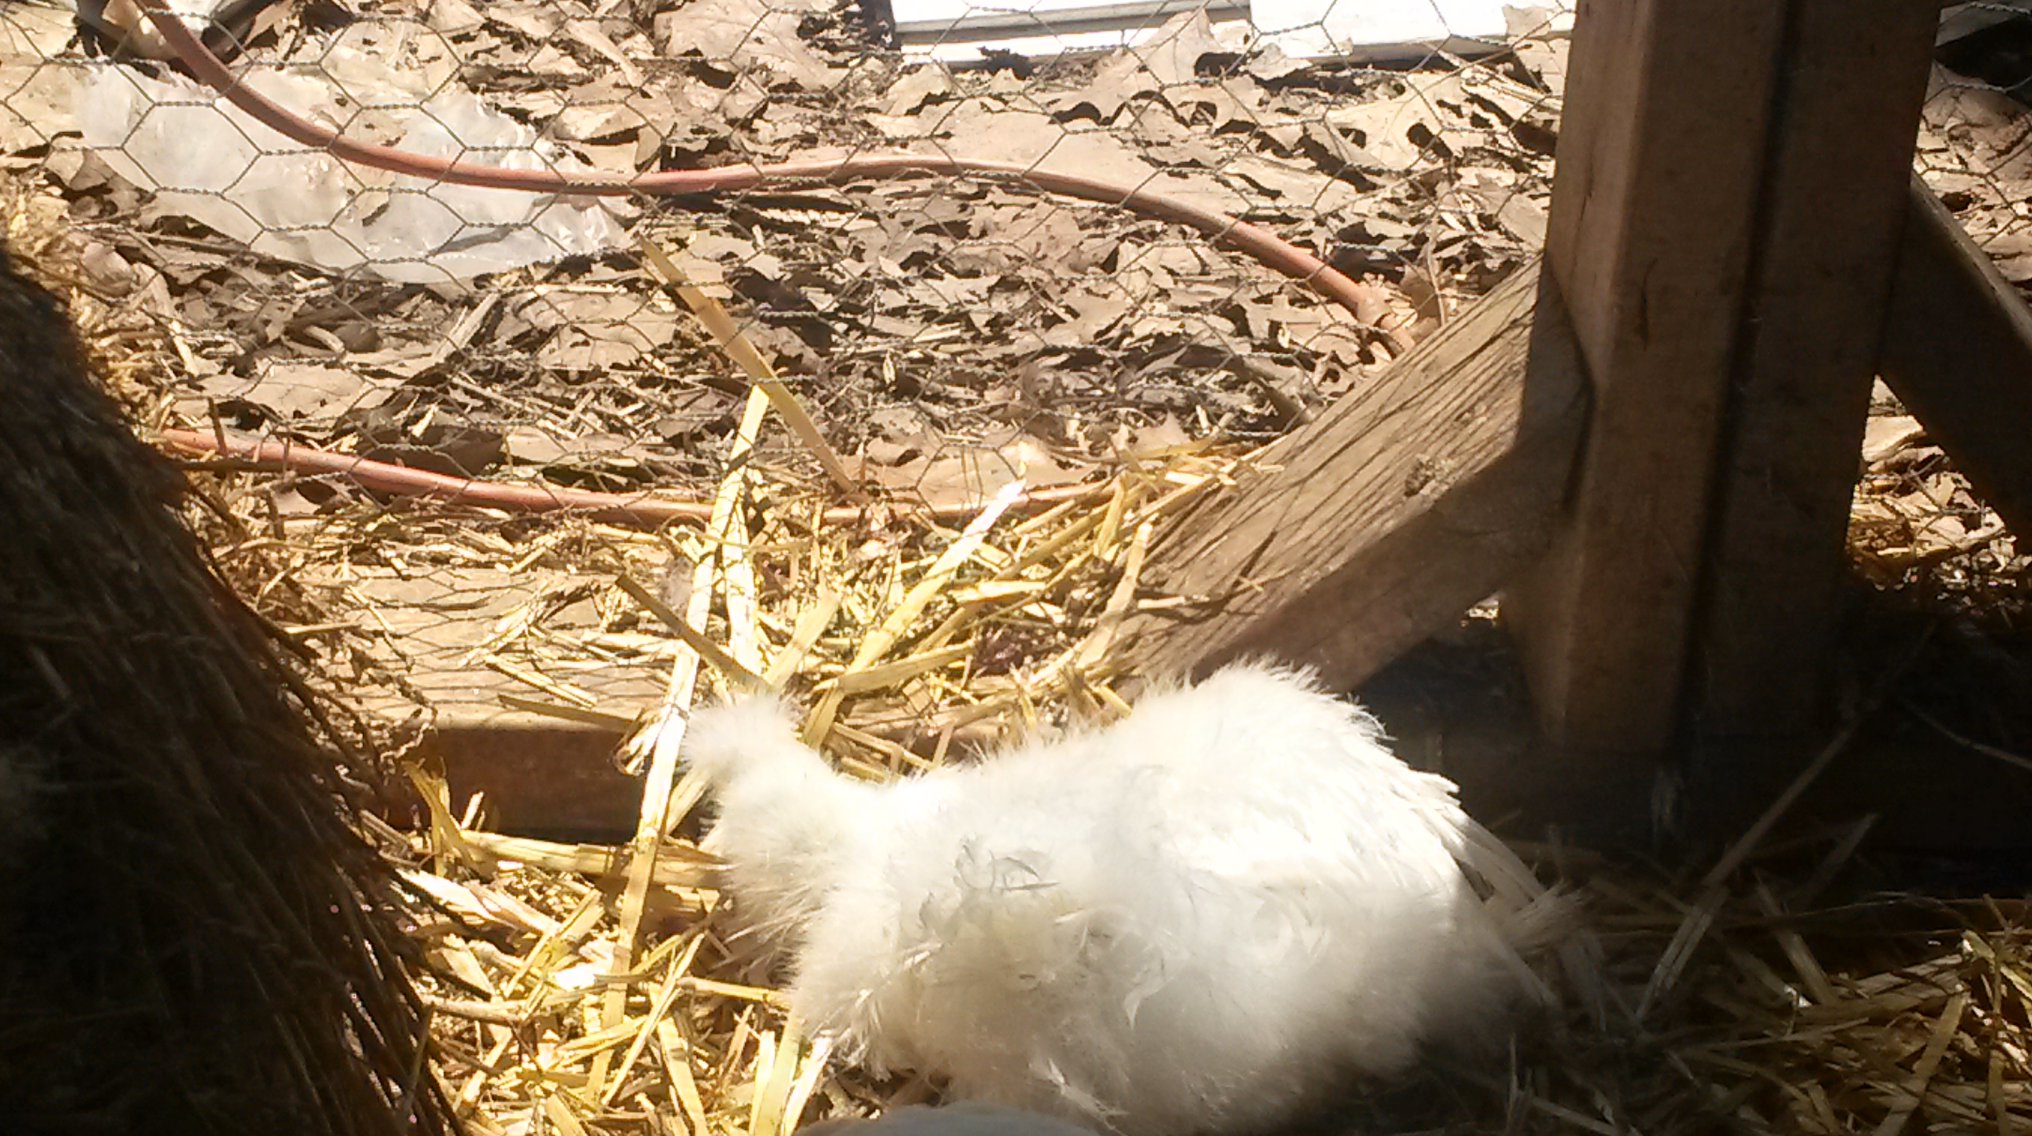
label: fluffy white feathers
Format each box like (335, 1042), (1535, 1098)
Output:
(683, 663), (1561, 1135)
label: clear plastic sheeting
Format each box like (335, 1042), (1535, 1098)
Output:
(74, 41), (626, 283)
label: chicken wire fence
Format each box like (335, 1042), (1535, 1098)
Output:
(1, 0), (1570, 493)
(0, 0), (1575, 731)
(0, 1), (2027, 720)
(1923, 4), (2032, 309)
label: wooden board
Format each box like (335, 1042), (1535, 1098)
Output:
(1686, 0), (1941, 734)
(1880, 177), (2032, 541)
(1503, 0), (1790, 754)
(337, 566), (658, 838)
(1113, 262), (1587, 690)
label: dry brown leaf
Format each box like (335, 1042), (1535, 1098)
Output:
(860, 426), (1091, 501)
(1128, 9), (1230, 90)
(656, 0), (845, 91)
(196, 363), (393, 426)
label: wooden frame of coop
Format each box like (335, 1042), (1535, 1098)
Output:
(1114, 0), (2032, 845)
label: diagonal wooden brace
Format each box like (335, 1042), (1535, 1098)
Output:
(1114, 263), (1588, 690)
(1879, 177), (2032, 542)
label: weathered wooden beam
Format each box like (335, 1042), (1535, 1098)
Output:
(1113, 262), (1587, 690)
(333, 565), (659, 839)
(1686, 0), (1940, 735)
(420, 719), (642, 840)
(1503, 0), (1791, 754)
(1880, 177), (2032, 540)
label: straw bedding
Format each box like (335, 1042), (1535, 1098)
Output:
(234, 306), (2028, 1135)
(5, 189), (2028, 1136)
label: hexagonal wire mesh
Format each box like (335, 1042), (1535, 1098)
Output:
(7, 4), (2030, 691)
(0, 0), (1578, 731)
(3, 0), (1572, 482)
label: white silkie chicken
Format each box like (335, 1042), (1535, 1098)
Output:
(683, 662), (1567, 1136)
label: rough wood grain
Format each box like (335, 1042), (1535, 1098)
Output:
(1504, 0), (1789, 753)
(1688, 0), (1940, 734)
(1880, 177), (2032, 540)
(1115, 263), (1587, 690)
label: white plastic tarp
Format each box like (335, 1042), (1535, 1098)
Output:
(893, 0), (1568, 62)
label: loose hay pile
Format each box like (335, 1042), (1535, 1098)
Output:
(111, 255), (1249, 1131)
(149, 352), (2032, 1134)
(292, 412), (1243, 1133)
(349, 456), (2032, 1136)
(8, 179), (2029, 1135)
(0, 225), (453, 1133)
(10, 202), (2010, 1135)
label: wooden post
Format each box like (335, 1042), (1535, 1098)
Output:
(1686, 0), (1941, 735)
(1113, 264), (1588, 691)
(1508, 0), (1940, 753)
(1503, 0), (1790, 754)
